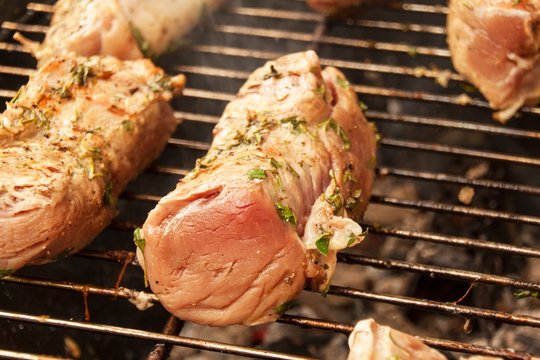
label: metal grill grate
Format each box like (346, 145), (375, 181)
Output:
(1, 0), (540, 359)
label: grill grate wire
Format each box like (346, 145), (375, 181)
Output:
(1, 1), (540, 359)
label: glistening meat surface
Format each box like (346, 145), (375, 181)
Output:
(0, 55), (184, 273)
(140, 51), (376, 326)
(448, 0), (540, 122)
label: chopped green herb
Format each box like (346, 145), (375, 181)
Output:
(281, 115), (309, 134)
(275, 301), (292, 315)
(347, 232), (357, 248)
(275, 174), (284, 191)
(0, 269), (13, 278)
(9, 86), (24, 104)
(514, 290), (540, 300)
(321, 283), (330, 297)
(347, 229), (368, 247)
(121, 120), (134, 132)
(85, 126), (102, 135)
(276, 203), (296, 225)
(270, 158), (282, 169)
(247, 168), (266, 180)
(286, 162), (300, 178)
(369, 122), (382, 145)
(81, 147), (104, 179)
(321, 118), (350, 150)
(326, 189), (344, 215)
(71, 64), (93, 86)
(344, 168), (357, 183)
(359, 101), (368, 111)
(103, 181), (114, 207)
(336, 76), (350, 89)
(149, 76), (174, 93)
(253, 131), (263, 144)
(133, 228), (148, 287)
(345, 189), (363, 211)
(316, 85), (326, 97)
(195, 154), (217, 170)
(264, 64), (281, 80)
(133, 228), (146, 252)
(315, 234), (331, 255)
(21, 107), (52, 129)
(131, 26), (153, 58)
(52, 85), (72, 99)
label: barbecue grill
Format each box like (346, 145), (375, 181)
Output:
(1, 0), (540, 359)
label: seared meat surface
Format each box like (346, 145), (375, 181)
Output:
(139, 51), (376, 326)
(0, 55), (184, 273)
(448, 0), (540, 122)
(25, 0), (223, 64)
(347, 319), (446, 360)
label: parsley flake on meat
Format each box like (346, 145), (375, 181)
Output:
(247, 168), (266, 180)
(133, 228), (146, 252)
(315, 234), (331, 255)
(276, 203), (297, 225)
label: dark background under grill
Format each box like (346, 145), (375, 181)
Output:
(1, 1), (540, 359)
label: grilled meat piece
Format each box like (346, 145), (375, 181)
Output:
(20, 0), (223, 64)
(307, 0), (363, 16)
(0, 55), (184, 273)
(347, 319), (447, 360)
(139, 51), (376, 326)
(448, 0), (540, 122)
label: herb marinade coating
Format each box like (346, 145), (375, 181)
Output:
(140, 51), (376, 326)
(0, 55), (184, 273)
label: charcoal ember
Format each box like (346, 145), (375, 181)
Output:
(169, 323), (252, 359)
(491, 310), (540, 354)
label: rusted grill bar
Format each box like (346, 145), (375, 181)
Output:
(146, 317), (184, 360)
(0, 350), (68, 360)
(1, 0), (540, 359)
(0, 311), (315, 360)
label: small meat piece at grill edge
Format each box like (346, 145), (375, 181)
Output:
(0, 55), (184, 273)
(448, 0), (540, 123)
(19, 0), (223, 64)
(139, 51), (377, 326)
(347, 319), (447, 360)
(307, 0), (363, 16)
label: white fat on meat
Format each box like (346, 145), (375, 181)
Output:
(347, 319), (447, 360)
